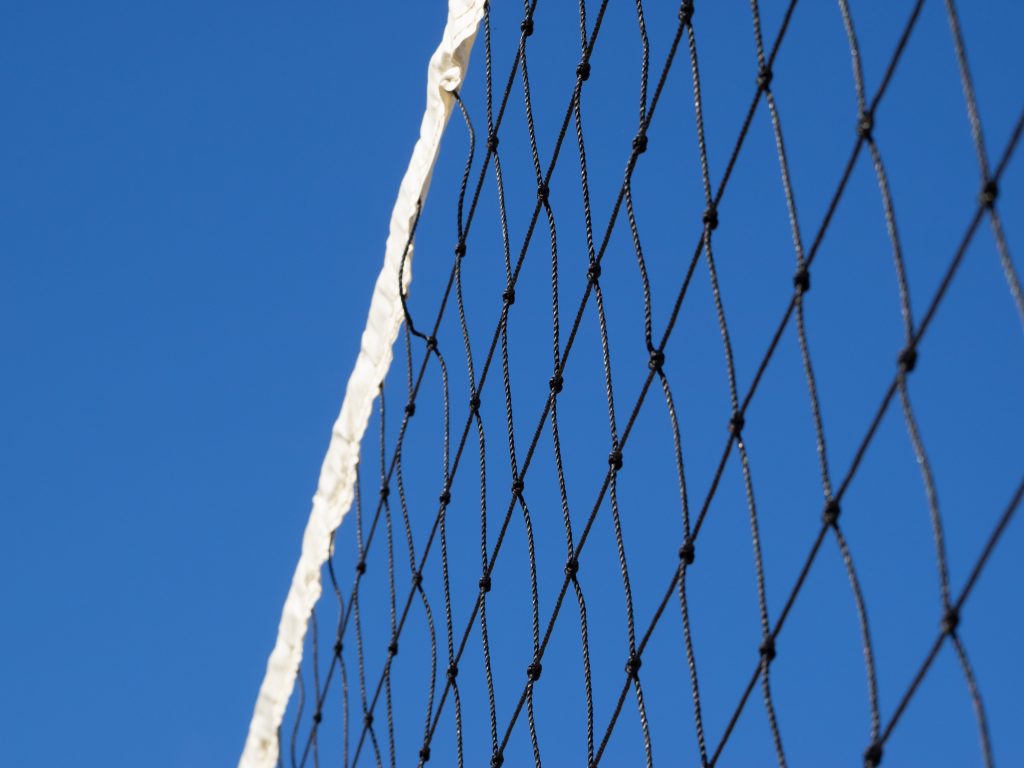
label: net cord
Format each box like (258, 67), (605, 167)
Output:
(238, 3), (487, 765)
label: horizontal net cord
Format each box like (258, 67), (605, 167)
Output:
(238, 3), (487, 766)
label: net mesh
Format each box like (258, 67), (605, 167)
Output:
(266, 1), (1023, 765)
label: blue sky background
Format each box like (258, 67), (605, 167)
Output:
(2, 2), (1022, 767)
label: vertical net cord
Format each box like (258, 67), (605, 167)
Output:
(936, 4), (1022, 761)
(520, 6), (552, 761)
(942, 2), (1024, 334)
(838, 0), (990, 763)
(482, 7), (508, 761)
(325, 533), (352, 768)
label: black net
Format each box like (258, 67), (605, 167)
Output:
(277, 1), (1023, 766)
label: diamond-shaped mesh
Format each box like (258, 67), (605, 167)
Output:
(266, 2), (1023, 766)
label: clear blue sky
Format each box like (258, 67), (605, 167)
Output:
(1, 2), (1022, 767)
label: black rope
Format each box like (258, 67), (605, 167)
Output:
(279, 2), (1024, 766)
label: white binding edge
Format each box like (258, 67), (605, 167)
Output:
(239, 3), (487, 765)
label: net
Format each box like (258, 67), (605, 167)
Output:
(242, 1), (1024, 766)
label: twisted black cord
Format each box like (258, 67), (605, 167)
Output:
(297, 2), (545, 762)
(286, 3), (1022, 766)
(758, 0), (882, 752)
(377, 387), (397, 768)
(326, 538), (351, 768)
(310, 611), (321, 768)
(481, 5), (505, 759)
(707, 104), (1024, 768)
(875, 477), (1024, 763)
(943, 1), (1022, 332)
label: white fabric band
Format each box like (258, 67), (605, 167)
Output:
(239, 3), (486, 765)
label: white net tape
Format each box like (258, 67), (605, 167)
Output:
(239, 3), (487, 765)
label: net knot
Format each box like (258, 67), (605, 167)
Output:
(632, 132), (648, 154)
(454, 241), (466, 258)
(479, 574), (492, 593)
(823, 498), (841, 527)
(333, 640), (343, 656)
(608, 448), (623, 471)
(756, 66), (773, 90)
(439, 489), (451, 506)
(313, 709), (322, 725)
(404, 402), (416, 417)
(759, 636), (777, 662)
(565, 556), (579, 579)
(364, 712), (374, 727)
(625, 652), (643, 679)
(549, 374), (564, 394)
(388, 639), (399, 656)
(679, 538), (695, 565)
(537, 183), (550, 203)
(679, 1), (694, 25)
(576, 60), (591, 81)
(419, 746), (431, 762)
(490, 752), (505, 768)
(356, 560), (367, 575)
(379, 486), (390, 500)
(898, 345), (917, 373)
(526, 660), (543, 681)
(587, 261), (602, 284)
(512, 477), (525, 495)
(941, 606), (959, 635)
(648, 348), (665, 372)
(469, 394), (481, 413)
(729, 411), (745, 435)
(520, 17), (534, 37)
(979, 180), (998, 208)
(412, 572), (423, 588)
(702, 205), (718, 231)
(502, 287), (516, 305)
(864, 742), (883, 767)
(793, 267), (810, 294)
(487, 132), (499, 152)
(447, 662), (459, 682)
(857, 111), (874, 139)
(426, 335), (438, 352)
